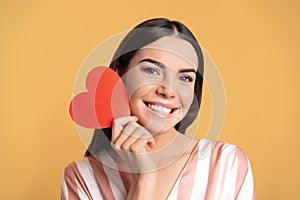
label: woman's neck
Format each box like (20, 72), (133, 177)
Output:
(150, 128), (179, 151)
(149, 128), (197, 159)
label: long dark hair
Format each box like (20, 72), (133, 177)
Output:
(85, 18), (204, 156)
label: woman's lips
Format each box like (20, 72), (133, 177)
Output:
(143, 101), (179, 118)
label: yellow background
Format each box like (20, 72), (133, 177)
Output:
(1, 0), (299, 199)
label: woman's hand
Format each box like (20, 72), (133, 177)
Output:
(111, 116), (156, 173)
(111, 116), (157, 200)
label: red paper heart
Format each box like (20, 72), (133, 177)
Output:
(69, 66), (130, 128)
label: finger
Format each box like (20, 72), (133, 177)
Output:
(111, 116), (138, 143)
(121, 126), (144, 151)
(138, 131), (156, 149)
(122, 121), (140, 136)
(114, 116), (138, 128)
(114, 121), (138, 149)
(130, 132), (155, 153)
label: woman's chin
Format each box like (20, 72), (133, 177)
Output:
(141, 117), (179, 135)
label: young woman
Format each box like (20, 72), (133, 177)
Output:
(61, 18), (255, 200)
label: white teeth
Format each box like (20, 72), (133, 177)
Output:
(148, 103), (172, 114)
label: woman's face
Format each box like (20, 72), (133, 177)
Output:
(121, 36), (198, 134)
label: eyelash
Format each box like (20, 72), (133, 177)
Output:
(142, 67), (160, 75)
(142, 67), (194, 83)
(179, 75), (194, 82)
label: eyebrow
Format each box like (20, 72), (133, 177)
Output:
(139, 58), (165, 68)
(139, 58), (197, 74)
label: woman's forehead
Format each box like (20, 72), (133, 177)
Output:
(141, 36), (199, 69)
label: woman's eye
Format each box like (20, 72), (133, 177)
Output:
(143, 67), (160, 75)
(179, 75), (193, 82)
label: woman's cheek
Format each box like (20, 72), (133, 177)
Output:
(123, 72), (157, 98)
(179, 87), (195, 114)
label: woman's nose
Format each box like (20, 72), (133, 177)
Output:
(156, 84), (176, 99)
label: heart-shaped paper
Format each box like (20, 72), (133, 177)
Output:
(69, 66), (130, 128)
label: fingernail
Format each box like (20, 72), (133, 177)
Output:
(149, 140), (155, 148)
(131, 116), (138, 121)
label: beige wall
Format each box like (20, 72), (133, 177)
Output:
(1, 0), (299, 199)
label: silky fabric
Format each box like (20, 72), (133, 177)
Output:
(61, 138), (255, 200)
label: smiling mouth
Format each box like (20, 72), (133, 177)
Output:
(144, 102), (178, 115)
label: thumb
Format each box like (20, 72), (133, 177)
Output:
(147, 138), (156, 148)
